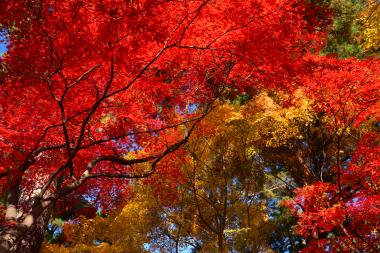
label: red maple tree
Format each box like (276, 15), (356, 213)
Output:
(284, 56), (380, 252)
(0, 0), (327, 252)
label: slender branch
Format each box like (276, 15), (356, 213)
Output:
(79, 116), (203, 149)
(0, 170), (8, 178)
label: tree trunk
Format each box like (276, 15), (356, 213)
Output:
(0, 205), (52, 253)
(217, 232), (225, 253)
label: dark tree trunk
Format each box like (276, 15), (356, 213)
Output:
(0, 205), (52, 253)
(217, 232), (225, 253)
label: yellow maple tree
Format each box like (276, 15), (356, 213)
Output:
(358, 0), (380, 52)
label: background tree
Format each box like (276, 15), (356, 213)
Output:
(41, 187), (161, 253)
(284, 56), (380, 252)
(176, 105), (272, 253)
(357, 0), (380, 53)
(317, 0), (365, 58)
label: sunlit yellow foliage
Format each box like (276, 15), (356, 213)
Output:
(175, 92), (314, 252)
(242, 90), (314, 148)
(358, 0), (380, 52)
(41, 189), (159, 253)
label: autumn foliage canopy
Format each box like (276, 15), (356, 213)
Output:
(0, 0), (379, 252)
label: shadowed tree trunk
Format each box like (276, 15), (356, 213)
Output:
(0, 183), (53, 253)
(0, 206), (51, 253)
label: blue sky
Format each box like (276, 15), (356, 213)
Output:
(0, 33), (8, 57)
(0, 43), (6, 53)
(0, 44), (6, 57)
